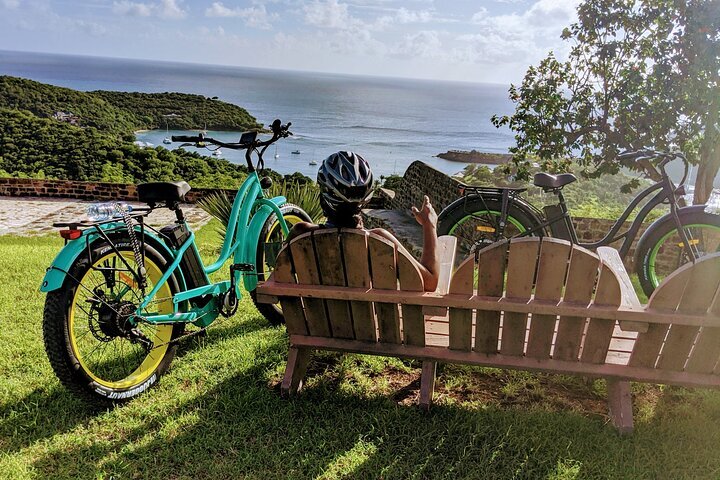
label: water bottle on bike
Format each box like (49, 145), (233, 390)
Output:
(86, 202), (133, 221)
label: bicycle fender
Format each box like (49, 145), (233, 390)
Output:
(241, 196), (286, 292)
(40, 226), (179, 293)
(634, 205), (711, 254)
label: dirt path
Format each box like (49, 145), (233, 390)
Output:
(0, 197), (211, 236)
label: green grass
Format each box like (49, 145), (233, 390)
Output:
(2, 223), (720, 479)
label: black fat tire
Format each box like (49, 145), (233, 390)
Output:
(437, 196), (543, 258)
(43, 239), (184, 405)
(635, 210), (720, 298)
(251, 203), (311, 326)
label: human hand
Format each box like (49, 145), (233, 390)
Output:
(411, 195), (437, 229)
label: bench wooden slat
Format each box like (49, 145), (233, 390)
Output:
(397, 250), (426, 346)
(629, 266), (693, 368)
(581, 256), (622, 364)
(475, 242), (508, 353)
(290, 234), (331, 337)
(369, 235), (401, 343)
(659, 256), (720, 371)
(502, 238), (540, 356)
(273, 248), (308, 335)
(448, 255), (474, 351)
(340, 229), (377, 342)
(527, 239), (571, 359)
(314, 230), (354, 339)
(554, 247), (599, 361)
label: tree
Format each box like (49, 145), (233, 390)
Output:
(492, 0), (720, 204)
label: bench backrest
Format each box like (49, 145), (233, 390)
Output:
(273, 229), (425, 343)
(630, 252), (720, 374)
(448, 237), (628, 363)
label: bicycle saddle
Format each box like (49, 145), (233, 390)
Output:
(137, 181), (191, 205)
(533, 172), (577, 189)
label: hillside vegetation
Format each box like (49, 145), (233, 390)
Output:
(0, 76), (262, 134)
(0, 76), (298, 188)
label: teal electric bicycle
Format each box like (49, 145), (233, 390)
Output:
(41, 119), (311, 403)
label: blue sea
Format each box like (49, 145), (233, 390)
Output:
(0, 50), (515, 179)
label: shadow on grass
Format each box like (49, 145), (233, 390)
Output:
(27, 336), (720, 479)
(0, 385), (101, 454)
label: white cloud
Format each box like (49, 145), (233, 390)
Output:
(461, 0), (579, 64)
(303, 0), (360, 30)
(205, 2), (272, 29)
(112, 0), (186, 19)
(158, 0), (186, 19)
(1, 0), (20, 9)
(112, 1), (152, 17)
(392, 30), (441, 58)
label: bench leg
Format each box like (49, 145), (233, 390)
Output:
(281, 347), (312, 398)
(607, 379), (634, 435)
(419, 361), (437, 411)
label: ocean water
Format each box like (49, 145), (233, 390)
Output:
(0, 50), (515, 179)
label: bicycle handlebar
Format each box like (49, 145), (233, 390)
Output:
(617, 149), (689, 188)
(170, 119), (292, 172)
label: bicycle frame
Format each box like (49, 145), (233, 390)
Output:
(138, 170), (289, 326)
(479, 157), (701, 261)
(42, 170), (289, 329)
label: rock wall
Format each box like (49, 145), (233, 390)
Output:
(0, 177), (236, 203)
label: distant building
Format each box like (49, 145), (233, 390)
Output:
(52, 111), (81, 126)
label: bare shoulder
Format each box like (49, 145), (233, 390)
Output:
(368, 228), (402, 246)
(288, 222), (321, 242)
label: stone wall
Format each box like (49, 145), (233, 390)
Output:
(0, 177), (236, 203)
(391, 160), (462, 213)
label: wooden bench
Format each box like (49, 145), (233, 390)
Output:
(256, 230), (720, 434)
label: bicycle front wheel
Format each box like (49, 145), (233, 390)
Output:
(635, 210), (720, 297)
(251, 203), (312, 325)
(437, 196), (543, 261)
(43, 238), (184, 404)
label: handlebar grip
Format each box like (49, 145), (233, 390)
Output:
(617, 151), (640, 161)
(171, 135), (202, 142)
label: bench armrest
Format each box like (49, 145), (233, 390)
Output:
(434, 235), (457, 295)
(597, 247), (646, 332)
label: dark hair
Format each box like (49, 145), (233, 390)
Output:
(320, 196), (364, 229)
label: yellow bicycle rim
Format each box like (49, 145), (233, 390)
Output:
(68, 251), (174, 389)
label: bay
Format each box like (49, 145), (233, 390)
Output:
(0, 50), (514, 179)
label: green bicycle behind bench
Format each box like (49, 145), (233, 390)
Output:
(41, 119), (311, 403)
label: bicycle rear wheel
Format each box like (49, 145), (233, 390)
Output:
(437, 196), (543, 261)
(43, 239), (184, 404)
(635, 210), (720, 297)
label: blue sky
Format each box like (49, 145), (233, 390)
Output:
(0, 0), (579, 83)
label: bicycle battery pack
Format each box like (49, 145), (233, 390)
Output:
(160, 223), (209, 290)
(543, 205), (574, 241)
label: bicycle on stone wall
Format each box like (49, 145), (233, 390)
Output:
(437, 150), (720, 297)
(41, 119), (311, 403)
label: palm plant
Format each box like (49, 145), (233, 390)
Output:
(198, 180), (324, 236)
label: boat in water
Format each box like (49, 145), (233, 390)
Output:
(212, 149), (222, 157)
(163, 137), (172, 144)
(291, 150), (301, 155)
(309, 160), (317, 166)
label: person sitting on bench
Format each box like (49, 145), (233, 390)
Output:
(289, 151), (440, 291)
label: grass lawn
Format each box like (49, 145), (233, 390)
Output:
(1, 221), (720, 479)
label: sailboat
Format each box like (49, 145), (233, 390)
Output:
(274, 145), (280, 159)
(162, 120), (172, 144)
